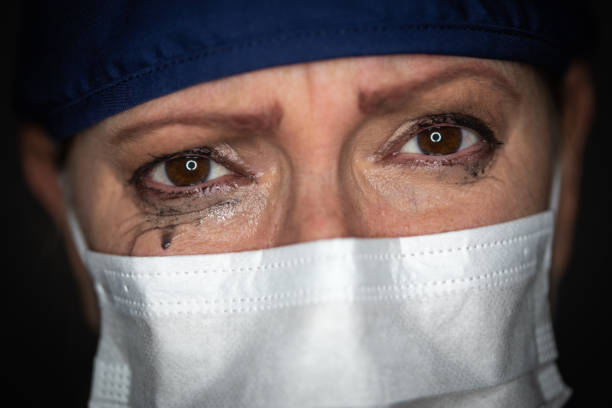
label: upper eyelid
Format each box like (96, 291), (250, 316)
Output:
(412, 114), (494, 139)
(150, 147), (214, 163)
(393, 115), (476, 140)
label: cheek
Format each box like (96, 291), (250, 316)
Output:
(68, 133), (290, 256)
(497, 100), (557, 216)
(348, 134), (553, 238)
(68, 155), (126, 252)
(101, 171), (283, 256)
(496, 135), (554, 216)
(128, 186), (272, 256)
(353, 170), (504, 237)
(115, 181), (282, 256)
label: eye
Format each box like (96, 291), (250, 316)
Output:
(150, 155), (233, 187)
(400, 126), (480, 156)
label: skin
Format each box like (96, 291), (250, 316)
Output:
(20, 55), (594, 330)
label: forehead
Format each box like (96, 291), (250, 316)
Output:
(94, 54), (537, 135)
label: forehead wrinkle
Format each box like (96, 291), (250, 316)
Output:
(357, 64), (522, 116)
(109, 101), (284, 146)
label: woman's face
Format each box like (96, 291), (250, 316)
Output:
(64, 54), (558, 256)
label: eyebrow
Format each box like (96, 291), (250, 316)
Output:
(111, 63), (520, 145)
(358, 64), (521, 115)
(110, 101), (284, 145)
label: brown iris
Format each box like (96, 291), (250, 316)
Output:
(164, 156), (210, 186)
(416, 127), (462, 156)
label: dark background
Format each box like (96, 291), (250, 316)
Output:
(2, 2), (610, 407)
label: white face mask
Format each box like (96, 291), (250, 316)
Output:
(68, 171), (569, 407)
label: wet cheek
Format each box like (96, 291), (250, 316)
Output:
(130, 217), (247, 256)
(347, 169), (422, 236)
(361, 167), (437, 214)
(127, 184), (272, 256)
(356, 166), (510, 237)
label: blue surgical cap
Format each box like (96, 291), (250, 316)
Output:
(13, 0), (593, 141)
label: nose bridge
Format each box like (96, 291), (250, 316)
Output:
(272, 62), (359, 247)
(276, 155), (350, 246)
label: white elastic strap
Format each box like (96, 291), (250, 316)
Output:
(548, 158), (562, 214)
(59, 173), (89, 258)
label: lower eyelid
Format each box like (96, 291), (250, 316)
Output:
(132, 174), (251, 219)
(144, 174), (245, 197)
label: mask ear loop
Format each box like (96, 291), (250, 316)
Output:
(549, 157), (563, 214)
(58, 172), (90, 258)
